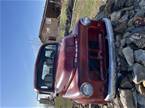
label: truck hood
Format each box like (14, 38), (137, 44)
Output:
(55, 35), (76, 94)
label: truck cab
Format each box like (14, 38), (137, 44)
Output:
(34, 18), (116, 104)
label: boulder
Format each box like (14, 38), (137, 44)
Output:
(122, 46), (134, 66)
(134, 49), (145, 66)
(136, 84), (145, 96)
(120, 90), (136, 108)
(136, 93), (145, 108)
(110, 11), (122, 21)
(133, 63), (145, 84)
(143, 81), (145, 87)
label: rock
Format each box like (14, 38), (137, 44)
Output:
(129, 43), (139, 50)
(125, 0), (135, 7)
(114, 21), (127, 33)
(129, 33), (145, 48)
(127, 10), (135, 19)
(104, 0), (115, 14)
(135, 9), (145, 17)
(113, 0), (126, 11)
(117, 56), (129, 71)
(122, 46), (134, 66)
(110, 11), (122, 21)
(134, 49), (145, 66)
(115, 35), (122, 47)
(133, 16), (145, 27)
(136, 93), (145, 107)
(113, 96), (123, 108)
(123, 32), (131, 38)
(99, 4), (106, 12)
(128, 18), (134, 27)
(95, 0), (145, 107)
(126, 26), (136, 33)
(143, 81), (145, 87)
(120, 90), (136, 108)
(136, 84), (145, 96)
(133, 63), (145, 84)
(130, 33), (142, 40)
(119, 14), (129, 22)
(139, 0), (145, 10)
(126, 26), (145, 34)
(132, 90), (138, 107)
(119, 75), (134, 89)
(95, 11), (107, 20)
(120, 39), (126, 47)
(126, 38), (132, 45)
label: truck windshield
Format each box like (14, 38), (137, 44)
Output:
(40, 44), (57, 90)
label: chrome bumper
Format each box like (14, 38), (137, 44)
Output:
(102, 18), (116, 101)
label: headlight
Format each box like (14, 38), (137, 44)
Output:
(80, 17), (91, 26)
(80, 82), (93, 97)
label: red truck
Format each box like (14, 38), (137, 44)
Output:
(34, 18), (116, 104)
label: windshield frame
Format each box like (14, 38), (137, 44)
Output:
(34, 43), (58, 94)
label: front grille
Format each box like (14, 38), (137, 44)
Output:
(88, 41), (99, 49)
(88, 28), (101, 80)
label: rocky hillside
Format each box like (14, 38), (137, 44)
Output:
(95, 0), (145, 108)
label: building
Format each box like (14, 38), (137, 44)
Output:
(39, 0), (61, 43)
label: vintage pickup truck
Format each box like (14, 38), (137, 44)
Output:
(34, 17), (116, 104)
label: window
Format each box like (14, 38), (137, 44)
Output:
(40, 44), (57, 90)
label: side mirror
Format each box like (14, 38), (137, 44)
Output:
(37, 93), (55, 105)
(34, 43), (58, 94)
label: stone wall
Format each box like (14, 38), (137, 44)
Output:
(96, 0), (145, 108)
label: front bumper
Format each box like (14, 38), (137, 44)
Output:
(103, 18), (116, 101)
